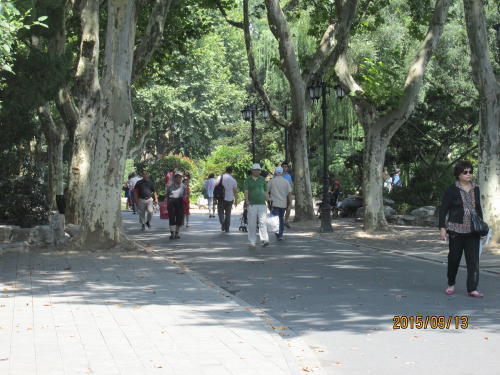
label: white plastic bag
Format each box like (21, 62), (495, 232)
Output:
(266, 213), (280, 234)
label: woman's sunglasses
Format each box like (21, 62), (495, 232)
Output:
(461, 170), (473, 175)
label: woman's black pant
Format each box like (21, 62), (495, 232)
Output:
(447, 231), (480, 292)
(168, 198), (184, 227)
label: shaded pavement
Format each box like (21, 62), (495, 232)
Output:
(124, 211), (500, 375)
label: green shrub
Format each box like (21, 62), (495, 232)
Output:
(389, 162), (456, 208)
(0, 169), (49, 227)
(137, 154), (198, 196)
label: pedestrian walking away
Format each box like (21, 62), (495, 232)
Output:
(215, 166), (238, 232)
(244, 163), (269, 247)
(166, 171), (186, 240)
(439, 160), (485, 298)
(267, 166), (292, 240)
(134, 171), (158, 231)
(204, 173), (217, 218)
(281, 161), (293, 228)
(127, 172), (142, 214)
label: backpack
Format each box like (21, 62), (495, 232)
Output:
(213, 175), (225, 201)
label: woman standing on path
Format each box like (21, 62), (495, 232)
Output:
(439, 161), (484, 298)
(182, 172), (191, 227)
(167, 172), (186, 240)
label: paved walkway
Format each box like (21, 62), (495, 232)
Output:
(0, 247), (307, 374)
(123, 211), (500, 375)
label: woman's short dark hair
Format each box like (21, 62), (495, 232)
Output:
(453, 160), (473, 179)
(208, 173), (215, 179)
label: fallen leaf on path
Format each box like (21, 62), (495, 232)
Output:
(0, 358), (8, 361)
(43, 304), (52, 307)
(270, 325), (288, 331)
(335, 362), (343, 366)
(64, 267), (72, 270)
(484, 337), (489, 340)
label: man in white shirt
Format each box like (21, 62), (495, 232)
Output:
(267, 166), (292, 240)
(215, 166), (238, 232)
(127, 172), (142, 214)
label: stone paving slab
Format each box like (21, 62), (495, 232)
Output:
(0, 248), (299, 375)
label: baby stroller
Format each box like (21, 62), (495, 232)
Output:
(239, 206), (248, 232)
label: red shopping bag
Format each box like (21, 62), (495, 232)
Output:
(159, 201), (169, 219)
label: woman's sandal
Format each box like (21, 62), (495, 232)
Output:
(445, 287), (455, 295)
(468, 291), (484, 298)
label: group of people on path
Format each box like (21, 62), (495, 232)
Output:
(123, 159), (490, 298)
(202, 162), (293, 246)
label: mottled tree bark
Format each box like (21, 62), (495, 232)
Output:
(241, 0), (358, 221)
(336, 0), (450, 232)
(39, 104), (67, 211)
(464, 0), (500, 244)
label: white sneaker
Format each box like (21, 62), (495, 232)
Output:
(248, 242), (256, 247)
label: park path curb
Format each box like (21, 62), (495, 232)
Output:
(135, 241), (327, 375)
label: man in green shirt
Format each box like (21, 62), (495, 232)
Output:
(244, 163), (269, 247)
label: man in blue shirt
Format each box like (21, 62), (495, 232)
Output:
(281, 162), (293, 228)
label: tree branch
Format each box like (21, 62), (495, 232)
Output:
(463, 0), (499, 95)
(283, 0), (300, 12)
(132, 0), (173, 81)
(381, 0), (451, 137)
(214, 0), (243, 29)
(303, 0), (358, 87)
(243, 0), (290, 128)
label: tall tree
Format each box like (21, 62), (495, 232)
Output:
(335, 0), (451, 232)
(238, 0), (359, 221)
(463, 0), (500, 244)
(66, 0), (175, 247)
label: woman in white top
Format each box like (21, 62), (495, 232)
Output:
(204, 173), (217, 218)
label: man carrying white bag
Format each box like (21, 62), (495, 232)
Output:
(267, 166), (292, 241)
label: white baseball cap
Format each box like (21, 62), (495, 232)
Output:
(274, 166), (283, 174)
(251, 163), (261, 170)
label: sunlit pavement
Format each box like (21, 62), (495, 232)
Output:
(124, 210), (500, 375)
(0, 231), (302, 375)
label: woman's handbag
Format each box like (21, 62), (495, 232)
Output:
(463, 191), (489, 237)
(471, 213), (489, 237)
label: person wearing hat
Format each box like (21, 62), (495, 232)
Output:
(244, 163), (270, 246)
(166, 171), (186, 239)
(267, 166), (292, 240)
(281, 162), (293, 228)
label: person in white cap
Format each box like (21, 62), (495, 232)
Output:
(267, 166), (292, 240)
(244, 163), (269, 246)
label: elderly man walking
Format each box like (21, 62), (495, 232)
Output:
(244, 163), (269, 247)
(268, 166), (292, 240)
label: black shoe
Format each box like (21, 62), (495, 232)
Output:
(146, 221), (151, 228)
(141, 224), (145, 231)
(221, 225), (226, 232)
(285, 223), (291, 229)
(174, 232), (180, 239)
(169, 234), (174, 240)
(262, 241), (269, 247)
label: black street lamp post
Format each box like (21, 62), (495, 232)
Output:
(308, 80), (345, 232)
(242, 104), (269, 164)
